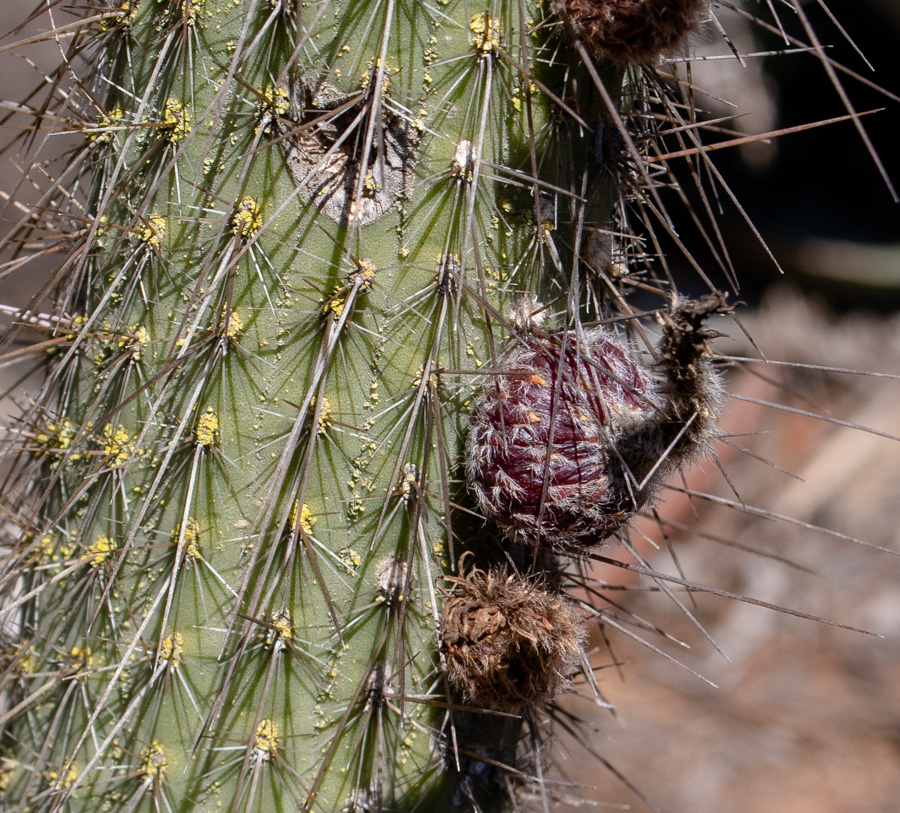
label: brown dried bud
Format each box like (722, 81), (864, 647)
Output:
(440, 568), (586, 711)
(555, 0), (708, 63)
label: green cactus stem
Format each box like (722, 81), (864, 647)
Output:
(0, 0), (623, 808)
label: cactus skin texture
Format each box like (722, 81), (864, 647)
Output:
(1, 0), (894, 812)
(0, 0), (589, 809)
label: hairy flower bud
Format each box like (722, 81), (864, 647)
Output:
(465, 295), (728, 549)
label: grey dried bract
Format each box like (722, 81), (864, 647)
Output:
(274, 77), (417, 227)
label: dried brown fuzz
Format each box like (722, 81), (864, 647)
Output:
(440, 568), (586, 711)
(465, 297), (728, 549)
(555, 0), (708, 63)
(655, 291), (730, 454)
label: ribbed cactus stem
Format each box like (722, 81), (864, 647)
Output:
(0, 0), (632, 809)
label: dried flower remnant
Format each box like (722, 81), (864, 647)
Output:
(555, 0), (709, 63)
(440, 568), (586, 711)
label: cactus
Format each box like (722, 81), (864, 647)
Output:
(0, 1), (896, 811)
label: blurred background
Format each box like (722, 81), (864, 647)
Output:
(668, 0), (900, 309)
(553, 291), (900, 812)
(2, 2), (899, 811)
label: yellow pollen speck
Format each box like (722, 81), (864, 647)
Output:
(69, 645), (93, 671)
(339, 547), (361, 574)
(231, 196), (262, 239)
(266, 610), (295, 648)
(314, 397), (332, 434)
(101, 423), (133, 463)
(195, 408), (219, 447)
(470, 13), (500, 54)
(28, 533), (54, 565)
(262, 85), (289, 118)
(15, 642), (36, 674)
(172, 0), (204, 25)
(412, 364), (438, 389)
(324, 292), (345, 317)
(254, 719), (278, 760)
(83, 535), (115, 568)
(162, 98), (191, 142)
(176, 518), (201, 558)
(47, 765), (78, 789)
(290, 501), (316, 535)
(136, 214), (166, 245)
(161, 632), (184, 667)
(363, 171), (380, 194)
(223, 308), (243, 338)
(123, 325), (150, 360)
(140, 742), (168, 779)
(100, 2), (137, 31)
(85, 107), (124, 143)
(35, 417), (78, 456)
(353, 259), (377, 289)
